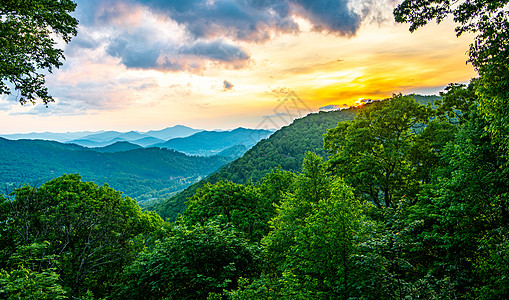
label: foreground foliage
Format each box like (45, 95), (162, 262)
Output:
(0, 175), (164, 299)
(114, 222), (262, 300)
(0, 0), (78, 105)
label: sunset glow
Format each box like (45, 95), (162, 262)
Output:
(0, 0), (476, 133)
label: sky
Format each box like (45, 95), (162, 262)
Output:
(0, 0), (476, 134)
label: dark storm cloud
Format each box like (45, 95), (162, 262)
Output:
(291, 0), (361, 35)
(138, 0), (363, 39)
(72, 0), (374, 70)
(159, 40), (250, 71)
(105, 32), (250, 70)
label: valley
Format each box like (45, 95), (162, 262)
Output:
(0, 126), (272, 203)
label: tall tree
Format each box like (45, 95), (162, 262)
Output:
(324, 95), (432, 207)
(0, 0), (78, 105)
(184, 180), (270, 242)
(409, 107), (509, 297)
(259, 153), (370, 299)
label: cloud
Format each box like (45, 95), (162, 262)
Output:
(0, 94), (20, 112)
(158, 39), (251, 72)
(71, 0), (385, 72)
(180, 40), (249, 62)
(10, 102), (88, 116)
(133, 0), (294, 41)
(223, 80), (234, 91)
(106, 32), (161, 69)
(71, 1), (251, 72)
(106, 33), (250, 71)
(67, 32), (99, 51)
(290, 0), (361, 35)
(139, 0), (363, 39)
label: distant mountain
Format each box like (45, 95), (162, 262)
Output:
(117, 131), (150, 141)
(148, 109), (359, 220)
(155, 127), (273, 156)
(61, 126), (203, 148)
(0, 131), (100, 142)
(145, 125), (202, 140)
(92, 141), (143, 153)
(80, 131), (125, 143)
(0, 138), (232, 203)
(65, 139), (106, 147)
(1, 125), (225, 149)
(131, 137), (166, 147)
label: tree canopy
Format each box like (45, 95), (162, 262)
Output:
(0, 174), (164, 299)
(0, 0), (78, 105)
(324, 95), (439, 207)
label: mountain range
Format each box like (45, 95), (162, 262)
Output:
(0, 125), (201, 146)
(0, 138), (231, 203)
(0, 126), (275, 202)
(1, 95), (438, 214)
(0, 126), (274, 157)
(154, 128), (273, 156)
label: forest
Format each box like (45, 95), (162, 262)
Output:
(1, 0), (508, 299)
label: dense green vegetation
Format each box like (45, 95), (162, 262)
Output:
(0, 174), (165, 299)
(0, 138), (231, 202)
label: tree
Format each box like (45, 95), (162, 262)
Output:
(394, 4), (509, 296)
(411, 107), (509, 297)
(0, 0), (78, 105)
(0, 243), (67, 300)
(0, 174), (164, 299)
(114, 222), (262, 300)
(324, 95), (432, 207)
(435, 81), (478, 125)
(256, 167), (296, 207)
(259, 153), (370, 299)
(408, 120), (457, 184)
(394, 0), (509, 155)
(184, 180), (270, 242)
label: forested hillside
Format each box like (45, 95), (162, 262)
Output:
(0, 138), (231, 202)
(92, 141), (143, 153)
(150, 95), (438, 220)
